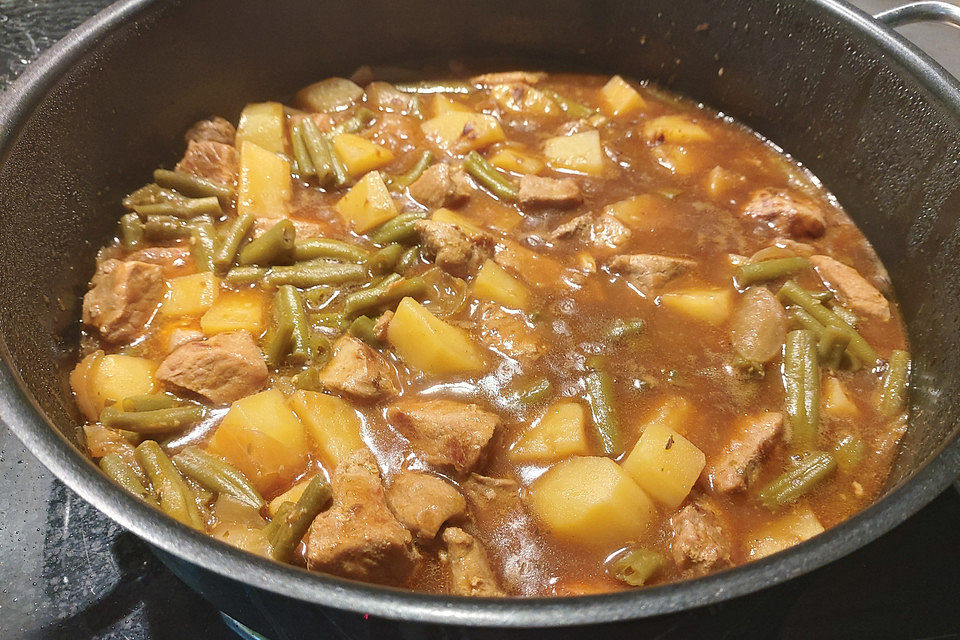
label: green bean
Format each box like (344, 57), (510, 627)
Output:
(734, 257), (809, 287)
(342, 274), (403, 316)
(270, 475), (333, 562)
(463, 151), (518, 200)
(153, 169), (234, 204)
(332, 107), (376, 135)
(310, 312), (348, 332)
(302, 284), (336, 309)
(224, 266), (267, 285)
(827, 301), (858, 327)
(276, 285), (311, 364)
(238, 218), (296, 266)
(172, 446), (265, 510)
(878, 349), (910, 416)
(293, 366), (324, 392)
(511, 376), (553, 406)
(809, 289), (834, 302)
(123, 183), (179, 209)
(834, 435), (865, 472)
(347, 315), (380, 345)
(395, 245), (422, 273)
(394, 80), (474, 94)
(101, 405), (205, 435)
(119, 213), (144, 250)
(818, 325), (851, 370)
(322, 135), (350, 187)
(120, 393), (180, 412)
(608, 548), (664, 587)
(290, 121), (315, 177)
(300, 119), (334, 186)
(264, 261), (368, 288)
(758, 451), (837, 509)
(143, 215), (191, 240)
(783, 329), (820, 449)
(263, 319), (295, 368)
(133, 196), (222, 219)
(778, 280), (877, 365)
(293, 238), (370, 263)
(262, 501), (293, 542)
(541, 89), (596, 119)
(135, 440), (206, 530)
(607, 318), (646, 341)
(189, 217), (218, 272)
(387, 150), (433, 191)
(100, 452), (155, 503)
(213, 214), (255, 271)
(583, 357), (622, 456)
(367, 211), (428, 245)
(366, 243), (405, 273)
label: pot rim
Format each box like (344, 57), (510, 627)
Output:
(1, 0), (958, 628)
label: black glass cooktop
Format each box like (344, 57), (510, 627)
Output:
(1, 2), (959, 639)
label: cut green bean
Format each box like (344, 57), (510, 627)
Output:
(817, 325), (851, 370)
(143, 215), (191, 240)
(394, 80), (474, 94)
(154, 169), (234, 203)
(119, 213), (144, 250)
(135, 440), (206, 530)
(310, 312), (348, 332)
(734, 257), (809, 287)
(321, 135), (350, 187)
(172, 446), (265, 510)
(224, 266), (267, 285)
(123, 183), (180, 209)
(395, 245), (421, 273)
(778, 280), (877, 365)
(347, 315), (380, 345)
(367, 211), (427, 245)
(101, 405), (205, 435)
(100, 452), (154, 503)
(293, 366), (324, 392)
(827, 301), (858, 327)
(269, 475), (333, 562)
(293, 238), (370, 263)
(387, 150), (433, 191)
(238, 218), (296, 266)
(758, 451), (837, 509)
(300, 119), (334, 186)
(213, 214), (255, 271)
(783, 329), (820, 449)
(834, 435), (865, 472)
(189, 217), (218, 272)
(583, 356), (622, 456)
(511, 377), (553, 406)
(302, 284), (336, 308)
(120, 393), (179, 412)
(275, 285), (311, 364)
(332, 107), (376, 135)
(541, 89), (596, 119)
(263, 319), (295, 368)
(290, 121), (315, 177)
(264, 261), (368, 288)
(878, 349), (910, 416)
(366, 243), (406, 273)
(262, 501), (293, 542)
(342, 273), (403, 316)
(133, 196), (222, 219)
(608, 547), (664, 587)
(463, 151), (518, 200)
(607, 318), (646, 341)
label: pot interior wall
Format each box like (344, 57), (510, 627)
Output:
(0, 0), (958, 495)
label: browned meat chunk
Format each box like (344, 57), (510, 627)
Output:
(156, 331), (268, 404)
(364, 81), (421, 115)
(306, 449), (418, 583)
(372, 310), (394, 341)
(124, 246), (194, 278)
(184, 116), (236, 146)
(408, 163), (473, 209)
(810, 255), (891, 321)
(475, 302), (545, 363)
(711, 412), (783, 493)
(175, 140), (239, 187)
(166, 328), (204, 353)
(518, 175), (582, 209)
(671, 502), (731, 571)
(319, 335), (399, 401)
(415, 219), (494, 278)
(441, 527), (505, 597)
(741, 188), (826, 238)
(550, 213), (631, 250)
(386, 469), (466, 539)
(608, 253), (695, 294)
(386, 399), (500, 475)
(471, 71), (547, 86)
(82, 259), (164, 342)
(363, 113), (420, 155)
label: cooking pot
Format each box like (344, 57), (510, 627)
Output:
(1, 0), (959, 636)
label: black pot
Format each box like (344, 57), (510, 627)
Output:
(1, 0), (959, 636)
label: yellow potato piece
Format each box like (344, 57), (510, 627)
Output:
(267, 477), (312, 517)
(599, 75), (646, 117)
(421, 111), (506, 153)
(431, 94), (473, 115)
(510, 400), (589, 463)
(430, 207), (485, 235)
(290, 390), (366, 470)
(643, 115), (712, 144)
(91, 354), (156, 411)
(651, 144), (703, 176)
(823, 376), (859, 418)
(660, 289), (732, 325)
(332, 133), (395, 177)
(544, 130), (604, 175)
(387, 297), (486, 375)
(237, 141), (291, 219)
(472, 259), (531, 310)
(161, 272), (218, 318)
(334, 170), (399, 232)
(200, 289), (264, 335)
(748, 505), (824, 560)
(489, 148), (545, 175)
(236, 102), (287, 154)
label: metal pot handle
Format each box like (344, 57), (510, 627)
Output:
(873, 1), (960, 28)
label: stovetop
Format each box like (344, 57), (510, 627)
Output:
(1, 1), (959, 638)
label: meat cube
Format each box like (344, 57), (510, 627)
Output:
(441, 527), (505, 597)
(518, 175), (582, 209)
(166, 328), (204, 353)
(549, 213), (592, 241)
(124, 246), (195, 278)
(372, 310), (394, 342)
(386, 399), (500, 475)
(175, 139), (239, 187)
(363, 113), (420, 155)
(711, 412), (783, 493)
(306, 449), (419, 583)
(608, 253), (696, 294)
(386, 469), (466, 539)
(810, 255), (891, 322)
(475, 302), (545, 363)
(741, 188), (826, 238)
(82, 259), (164, 342)
(184, 116), (236, 146)
(319, 335), (399, 401)
(415, 219), (494, 278)
(156, 331), (268, 404)
(408, 163), (473, 209)
(470, 71), (547, 86)
(671, 501), (731, 571)
(550, 213), (630, 250)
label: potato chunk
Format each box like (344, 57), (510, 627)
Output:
(335, 170), (398, 232)
(237, 141), (291, 219)
(528, 456), (657, 549)
(72, 353), (156, 421)
(642, 115), (712, 144)
(290, 390), (366, 469)
(489, 148), (544, 175)
(332, 133), (395, 177)
(510, 400), (589, 463)
(160, 272), (218, 318)
(544, 130), (604, 175)
(660, 289), (732, 325)
(236, 102), (287, 154)
(622, 408), (705, 510)
(200, 289), (264, 335)
(747, 505), (824, 559)
(599, 75), (646, 116)
(421, 111), (506, 154)
(387, 297), (486, 375)
(472, 259), (531, 310)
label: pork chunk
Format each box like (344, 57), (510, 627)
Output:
(415, 219), (494, 278)
(184, 116), (236, 146)
(319, 335), (399, 401)
(671, 502), (731, 571)
(175, 139), (239, 187)
(608, 253), (696, 294)
(741, 188), (826, 238)
(441, 527), (505, 597)
(408, 163), (473, 209)
(810, 255), (891, 321)
(372, 310), (394, 342)
(156, 331), (268, 404)
(386, 399), (500, 475)
(470, 71), (547, 86)
(711, 412), (783, 493)
(550, 213), (631, 250)
(82, 259), (164, 342)
(125, 246), (194, 278)
(475, 302), (545, 363)
(306, 449), (418, 583)
(518, 175), (582, 209)
(386, 469), (467, 539)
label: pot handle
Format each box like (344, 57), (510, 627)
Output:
(873, 1), (960, 28)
